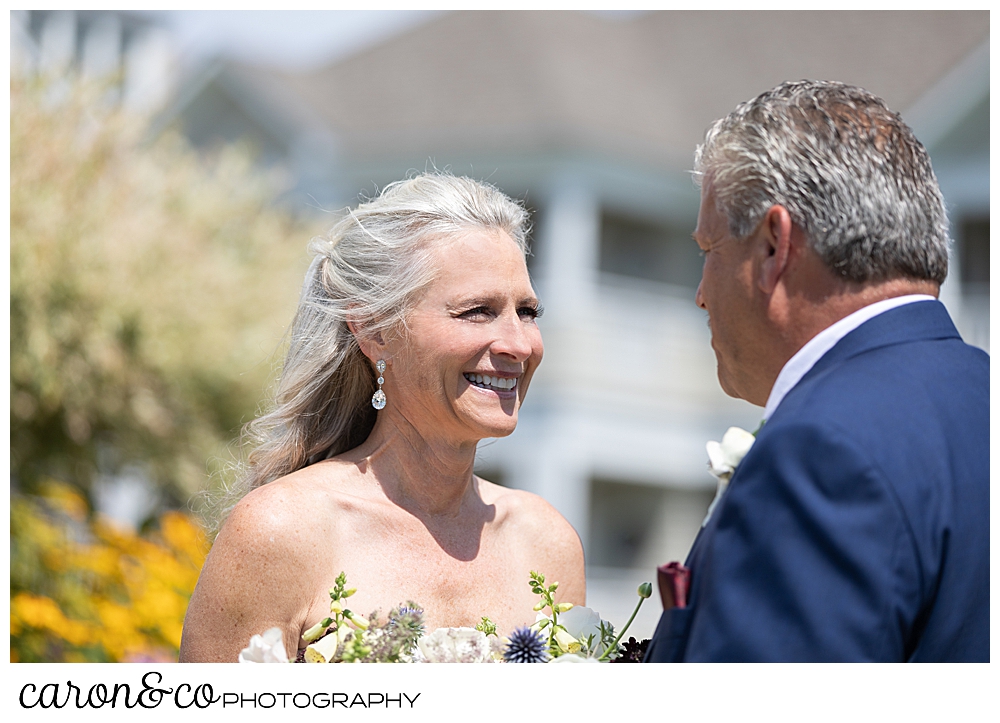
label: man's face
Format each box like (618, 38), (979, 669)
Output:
(693, 181), (763, 402)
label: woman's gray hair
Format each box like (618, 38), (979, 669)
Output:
(693, 80), (950, 284)
(216, 173), (529, 526)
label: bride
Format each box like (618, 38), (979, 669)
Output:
(179, 173), (585, 662)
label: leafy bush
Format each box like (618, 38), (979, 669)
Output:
(11, 77), (311, 509)
(11, 77), (316, 661)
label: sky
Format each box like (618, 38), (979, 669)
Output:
(146, 10), (441, 71)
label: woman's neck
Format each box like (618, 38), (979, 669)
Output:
(348, 411), (480, 519)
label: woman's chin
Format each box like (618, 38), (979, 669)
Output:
(476, 419), (519, 439)
(459, 410), (519, 440)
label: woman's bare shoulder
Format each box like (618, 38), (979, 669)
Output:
(478, 480), (575, 537)
(476, 479), (585, 600)
(226, 459), (368, 535)
(179, 462), (359, 662)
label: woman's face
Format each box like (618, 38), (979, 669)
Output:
(381, 228), (543, 444)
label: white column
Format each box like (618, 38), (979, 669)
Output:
(82, 13), (122, 81)
(638, 486), (715, 569)
(533, 178), (601, 323)
(11, 11), (38, 77)
(124, 27), (175, 113)
(39, 10), (76, 77)
(938, 239), (962, 322)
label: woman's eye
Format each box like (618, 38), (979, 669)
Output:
(459, 306), (492, 319)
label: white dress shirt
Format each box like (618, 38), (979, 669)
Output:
(762, 294), (937, 421)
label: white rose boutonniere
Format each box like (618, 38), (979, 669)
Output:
(702, 426), (757, 527)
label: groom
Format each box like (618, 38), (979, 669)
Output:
(644, 81), (989, 662)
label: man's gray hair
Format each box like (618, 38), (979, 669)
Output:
(694, 80), (949, 284)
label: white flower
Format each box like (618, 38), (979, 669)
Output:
(560, 606), (607, 653)
(553, 627), (582, 654)
(703, 426), (756, 527)
(404, 645), (428, 663)
(706, 426), (756, 480)
(534, 605), (610, 658)
(548, 653), (600, 663)
(490, 635), (508, 662)
(238, 627), (289, 663)
(304, 630), (343, 663)
(417, 627), (494, 663)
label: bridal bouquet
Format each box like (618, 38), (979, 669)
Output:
(239, 571), (652, 664)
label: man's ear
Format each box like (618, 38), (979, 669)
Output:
(346, 319), (386, 363)
(757, 204), (794, 295)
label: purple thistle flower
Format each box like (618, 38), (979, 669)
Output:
(503, 626), (550, 663)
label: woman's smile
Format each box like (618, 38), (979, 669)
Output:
(463, 371), (519, 396)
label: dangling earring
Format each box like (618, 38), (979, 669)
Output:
(371, 360), (387, 410)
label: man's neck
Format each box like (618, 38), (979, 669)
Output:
(789, 277), (940, 351)
(747, 276), (940, 407)
(762, 293), (937, 420)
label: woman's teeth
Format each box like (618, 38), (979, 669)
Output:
(464, 373), (517, 391)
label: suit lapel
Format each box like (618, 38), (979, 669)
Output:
(683, 301), (960, 603)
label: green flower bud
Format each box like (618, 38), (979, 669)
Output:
(302, 619), (332, 643)
(343, 587), (357, 598)
(345, 611), (369, 630)
(638, 582), (653, 599)
(533, 601), (546, 611)
(475, 617), (498, 636)
(302, 623), (324, 643)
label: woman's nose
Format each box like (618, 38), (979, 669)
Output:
(491, 311), (534, 362)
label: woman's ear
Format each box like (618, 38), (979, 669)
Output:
(347, 319), (386, 363)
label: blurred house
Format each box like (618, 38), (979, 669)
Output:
(11, 10), (178, 114)
(152, 10), (987, 635)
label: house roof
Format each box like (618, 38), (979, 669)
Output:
(268, 10), (988, 171)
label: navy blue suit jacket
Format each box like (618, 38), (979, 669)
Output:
(645, 300), (989, 662)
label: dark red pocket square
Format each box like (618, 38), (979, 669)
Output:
(657, 562), (691, 610)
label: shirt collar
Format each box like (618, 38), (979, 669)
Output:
(762, 295), (936, 421)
